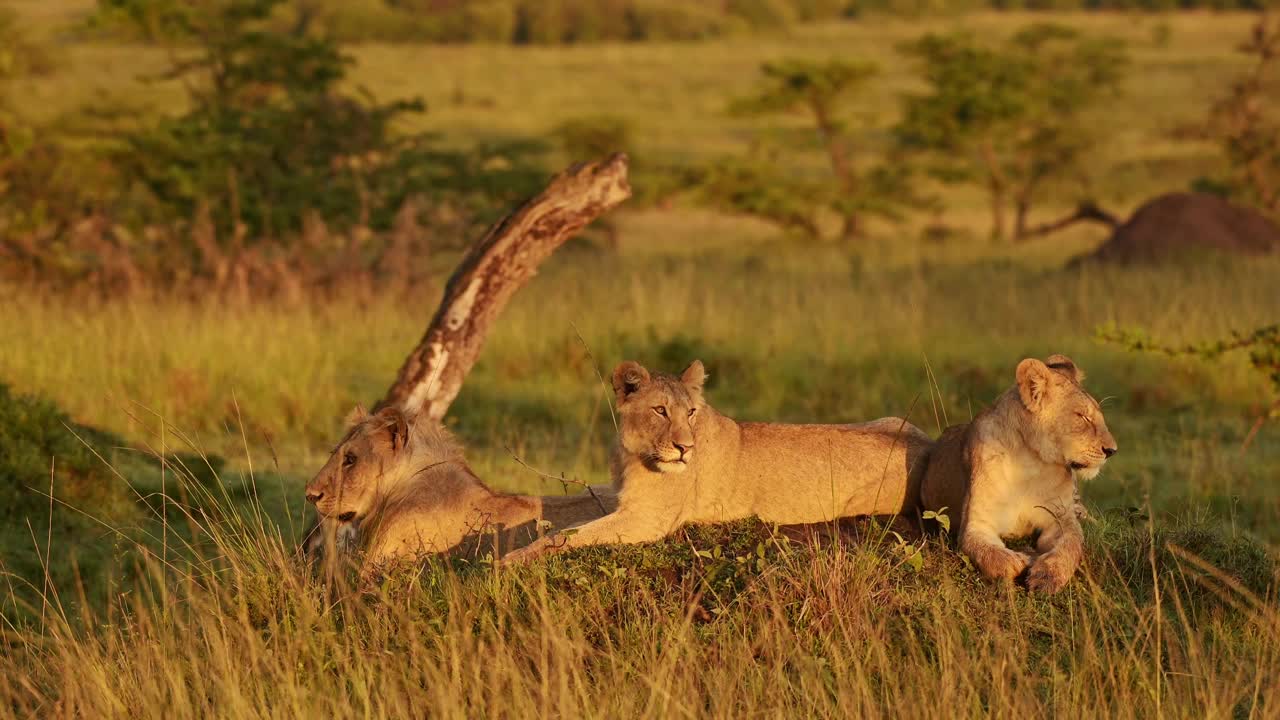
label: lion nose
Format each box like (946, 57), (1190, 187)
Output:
(306, 490), (324, 504)
(1102, 446), (1117, 458)
(674, 441), (693, 456)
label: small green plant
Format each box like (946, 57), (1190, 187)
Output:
(1098, 322), (1280, 449)
(890, 530), (924, 572)
(923, 506), (951, 534)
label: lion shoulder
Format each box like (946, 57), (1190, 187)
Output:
(919, 422), (974, 526)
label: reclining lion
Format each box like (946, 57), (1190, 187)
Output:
(303, 406), (617, 573)
(920, 354), (1117, 593)
(503, 359), (931, 562)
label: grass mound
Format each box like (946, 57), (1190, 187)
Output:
(9, 501), (1271, 717)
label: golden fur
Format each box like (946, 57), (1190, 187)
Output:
(920, 354), (1118, 593)
(503, 359), (931, 562)
(304, 406), (617, 572)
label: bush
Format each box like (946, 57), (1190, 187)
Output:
(0, 383), (141, 620)
(452, 0), (519, 43)
(627, 1), (733, 41)
(313, 0), (438, 43)
(695, 157), (823, 238)
(103, 0), (548, 244)
(727, 0), (798, 28)
(562, 0), (631, 43)
(553, 115), (633, 162)
(0, 384), (130, 524)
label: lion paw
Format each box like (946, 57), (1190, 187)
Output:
(499, 536), (557, 566)
(975, 547), (1031, 583)
(1025, 557), (1074, 594)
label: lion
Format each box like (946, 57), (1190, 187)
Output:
(303, 406), (618, 573)
(502, 359), (932, 562)
(919, 354), (1118, 594)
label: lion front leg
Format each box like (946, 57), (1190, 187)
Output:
(1025, 508), (1084, 594)
(499, 510), (672, 565)
(959, 524), (1032, 584)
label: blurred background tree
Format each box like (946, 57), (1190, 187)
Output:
(0, 9), (60, 235)
(896, 24), (1128, 241)
(714, 59), (922, 241)
(1195, 12), (1279, 218)
(99, 0), (545, 241)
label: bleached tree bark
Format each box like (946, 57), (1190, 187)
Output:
(303, 153), (631, 563)
(379, 153), (631, 420)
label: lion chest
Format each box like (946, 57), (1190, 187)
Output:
(975, 448), (1074, 540)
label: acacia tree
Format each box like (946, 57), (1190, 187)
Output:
(896, 25), (1127, 241)
(97, 0), (545, 241)
(1199, 12), (1280, 216)
(729, 59), (914, 240)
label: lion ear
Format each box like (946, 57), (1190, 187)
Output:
(374, 406), (411, 453)
(1045, 354), (1086, 384)
(681, 360), (707, 393)
(1016, 358), (1055, 411)
(343, 404), (370, 428)
(612, 361), (651, 402)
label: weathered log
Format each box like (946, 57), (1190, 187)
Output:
(303, 154), (631, 562)
(379, 152), (632, 420)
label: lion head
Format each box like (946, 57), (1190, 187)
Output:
(1015, 354), (1118, 480)
(304, 405), (461, 523)
(612, 359), (706, 474)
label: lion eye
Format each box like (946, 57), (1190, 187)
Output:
(343, 451), (357, 467)
(653, 406), (668, 418)
(687, 408), (696, 418)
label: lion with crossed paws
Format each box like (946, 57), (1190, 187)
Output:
(920, 354), (1117, 594)
(304, 406), (617, 575)
(502, 359), (931, 562)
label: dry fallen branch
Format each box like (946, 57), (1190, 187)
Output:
(379, 153), (632, 420)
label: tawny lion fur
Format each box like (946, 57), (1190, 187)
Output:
(304, 406), (617, 573)
(504, 359), (931, 562)
(920, 354), (1118, 594)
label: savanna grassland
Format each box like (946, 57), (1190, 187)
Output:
(1, 3), (1278, 717)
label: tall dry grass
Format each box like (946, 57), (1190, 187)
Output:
(1, 470), (1275, 718)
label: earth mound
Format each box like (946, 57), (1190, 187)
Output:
(1088, 192), (1280, 264)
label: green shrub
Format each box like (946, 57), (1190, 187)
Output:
(314, 0), (438, 43)
(627, 1), (733, 41)
(430, 0), (519, 43)
(562, 0), (631, 42)
(0, 383), (141, 620)
(727, 0), (797, 28)
(553, 115), (633, 162)
(0, 384), (130, 524)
